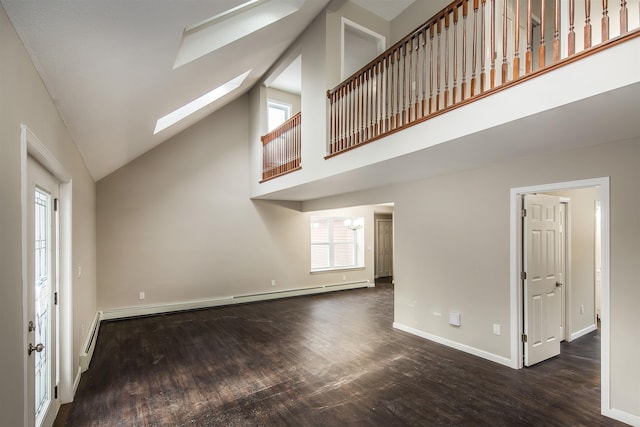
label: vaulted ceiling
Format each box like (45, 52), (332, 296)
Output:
(2, 0), (342, 180)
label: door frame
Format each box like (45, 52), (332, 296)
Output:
(558, 197), (571, 342)
(509, 177), (610, 413)
(21, 125), (74, 424)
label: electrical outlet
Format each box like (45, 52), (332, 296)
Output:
(493, 324), (501, 335)
(342, 275), (346, 281)
(580, 304), (585, 314)
(77, 266), (82, 278)
(271, 280), (276, 287)
(139, 292), (145, 300)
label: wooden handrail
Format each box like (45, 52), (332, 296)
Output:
(261, 112), (301, 182)
(327, 0), (639, 158)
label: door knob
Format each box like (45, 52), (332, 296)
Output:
(28, 343), (44, 356)
(556, 282), (563, 288)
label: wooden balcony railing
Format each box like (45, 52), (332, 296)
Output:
(261, 112), (302, 181)
(327, 0), (639, 157)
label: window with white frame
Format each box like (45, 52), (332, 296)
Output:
(310, 216), (364, 271)
(267, 100), (292, 131)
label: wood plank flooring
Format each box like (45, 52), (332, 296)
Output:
(55, 283), (624, 426)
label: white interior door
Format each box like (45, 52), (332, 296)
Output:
(523, 193), (562, 366)
(27, 156), (60, 427)
(376, 219), (393, 278)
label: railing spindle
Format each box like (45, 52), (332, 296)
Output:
(453, 6), (459, 104)
(422, 28), (428, 116)
(408, 38), (414, 121)
(502, 0), (509, 83)
(481, 0), (487, 92)
(620, 0), (628, 34)
(569, 0), (576, 55)
(514, 0), (521, 78)
(585, 0), (592, 49)
(430, 25), (436, 112)
(554, 0), (561, 62)
(490, 0), (496, 88)
(396, 49), (404, 127)
(445, 12), (451, 108)
(462, 0), (469, 100)
(472, 0), (479, 96)
(526, 0), (533, 73)
(390, 51), (396, 129)
(385, 54), (391, 131)
(437, 16), (443, 109)
(539, 0), (546, 67)
(402, 42), (408, 124)
(602, 0), (610, 41)
(414, 35), (420, 117)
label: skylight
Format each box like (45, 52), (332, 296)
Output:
(174, 0), (306, 68)
(154, 70), (251, 135)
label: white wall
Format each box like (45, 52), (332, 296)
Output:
(97, 95), (377, 312)
(0, 5), (97, 425)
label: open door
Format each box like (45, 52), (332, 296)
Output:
(523, 193), (562, 366)
(375, 219), (393, 278)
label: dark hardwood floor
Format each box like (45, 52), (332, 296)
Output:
(55, 282), (623, 426)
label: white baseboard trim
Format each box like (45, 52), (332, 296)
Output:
(79, 311), (102, 372)
(570, 324), (597, 342)
(101, 281), (371, 321)
(603, 407), (640, 426)
(393, 322), (513, 368)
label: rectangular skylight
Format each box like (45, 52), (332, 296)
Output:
(154, 70), (251, 134)
(174, 0), (305, 68)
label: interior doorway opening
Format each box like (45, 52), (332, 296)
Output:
(510, 177), (609, 413)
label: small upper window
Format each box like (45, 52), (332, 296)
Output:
(267, 100), (292, 131)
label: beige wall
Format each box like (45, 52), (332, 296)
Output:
(0, 5), (97, 425)
(390, 0), (448, 45)
(304, 139), (640, 418)
(266, 87), (301, 115)
(548, 187), (600, 336)
(97, 95), (376, 312)
(325, 2), (390, 90)
(390, 140), (639, 417)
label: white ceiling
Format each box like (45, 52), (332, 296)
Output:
(1, 0), (330, 180)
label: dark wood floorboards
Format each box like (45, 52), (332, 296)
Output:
(55, 282), (623, 426)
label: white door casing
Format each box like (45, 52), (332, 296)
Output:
(27, 156), (60, 427)
(523, 193), (562, 366)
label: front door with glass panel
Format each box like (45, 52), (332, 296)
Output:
(27, 156), (60, 427)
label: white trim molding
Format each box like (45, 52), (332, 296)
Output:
(101, 281), (371, 321)
(21, 125), (75, 410)
(570, 324), (598, 342)
(392, 322), (512, 368)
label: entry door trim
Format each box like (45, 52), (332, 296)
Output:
(509, 178), (610, 417)
(21, 125), (74, 424)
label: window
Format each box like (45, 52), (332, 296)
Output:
(267, 100), (292, 131)
(311, 216), (364, 271)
